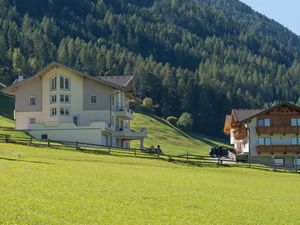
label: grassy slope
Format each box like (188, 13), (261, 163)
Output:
(0, 143), (299, 225)
(131, 113), (227, 155)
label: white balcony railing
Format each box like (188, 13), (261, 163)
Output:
(114, 107), (134, 119)
(114, 128), (147, 139)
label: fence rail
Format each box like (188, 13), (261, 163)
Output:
(0, 133), (299, 173)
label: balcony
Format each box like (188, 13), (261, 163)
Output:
(257, 145), (300, 154)
(114, 107), (134, 120)
(234, 128), (247, 140)
(256, 126), (300, 135)
(115, 128), (147, 139)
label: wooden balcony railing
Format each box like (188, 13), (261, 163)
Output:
(256, 126), (300, 135)
(234, 128), (247, 140)
(257, 145), (300, 154)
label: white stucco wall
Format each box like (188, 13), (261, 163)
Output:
(30, 121), (110, 145)
(15, 112), (43, 130)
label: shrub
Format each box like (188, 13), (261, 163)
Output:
(167, 116), (178, 126)
(177, 112), (193, 131)
(142, 97), (153, 109)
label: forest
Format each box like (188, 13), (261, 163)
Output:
(1, 0), (300, 136)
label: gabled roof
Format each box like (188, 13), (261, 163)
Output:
(239, 102), (300, 123)
(2, 62), (131, 95)
(98, 75), (134, 88)
(232, 108), (265, 123)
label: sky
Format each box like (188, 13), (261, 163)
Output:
(240, 0), (300, 35)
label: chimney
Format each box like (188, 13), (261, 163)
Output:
(18, 75), (24, 82)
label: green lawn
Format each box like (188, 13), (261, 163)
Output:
(0, 143), (299, 225)
(131, 113), (227, 155)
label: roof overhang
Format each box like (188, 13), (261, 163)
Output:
(1, 62), (128, 96)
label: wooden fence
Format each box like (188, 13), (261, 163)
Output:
(0, 133), (232, 165)
(0, 133), (299, 173)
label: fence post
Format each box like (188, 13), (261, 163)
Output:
(47, 139), (50, 147)
(108, 146), (111, 155)
(186, 152), (189, 163)
(76, 141), (79, 150)
(28, 137), (32, 146)
(157, 151), (160, 159)
(134, 148), (136, 157)
(5, 135), (8, 143)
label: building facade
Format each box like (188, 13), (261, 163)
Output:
(224, 102), (300, 167)
(2, 62), (147, 149)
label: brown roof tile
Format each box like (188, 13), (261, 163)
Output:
(232, 108), (265, 122)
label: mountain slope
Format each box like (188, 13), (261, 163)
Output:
(1, 0), (300, 136)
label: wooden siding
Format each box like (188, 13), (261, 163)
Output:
(257, 145), (300, 154)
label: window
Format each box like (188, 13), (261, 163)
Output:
(291, 118), (300, 126)
(60, 94), (70, 103)
(258, 119), (270, 127)
(273, 158), (284, 166)
(294, 158), (300, 166)
(291, 137), (300, 145)
(50, 94), (57, 104)
(258, 137), (271, 145)
(264, 119), (270, 126)
(41, 134), (48, 141)
(292, 137), (298, 145)
(90, 95), (97, 104)
(29, 118), (36, 124)
(50, 107), (57, 116)
(60, 76), (70, 90)
(29, 97), (36, 105)
(50, 76), (57, 91)
(60, 107), (70, 116)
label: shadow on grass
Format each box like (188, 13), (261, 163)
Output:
(0, 156), (53, 165)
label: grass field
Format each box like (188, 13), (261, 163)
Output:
(0, 143), (299, 225)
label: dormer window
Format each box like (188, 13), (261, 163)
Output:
(29, 97), (36, 105)
(50, 76), (57, 91)
(60, 76), (70, 90)
(258, 118), (270, 126)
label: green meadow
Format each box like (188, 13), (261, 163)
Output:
(0, 143), (299, 225)
(1, 88), (299, 225)
(131, 113), (226, 155)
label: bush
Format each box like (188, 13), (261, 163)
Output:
(142, 97), (153, 109)
(167, 116), (178, 126)
(177, 112), (193, 131)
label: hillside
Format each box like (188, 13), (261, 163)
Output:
(0, 142), (300, 224)
(1, 0), (300, 136)
(131, 113), (225, 155)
